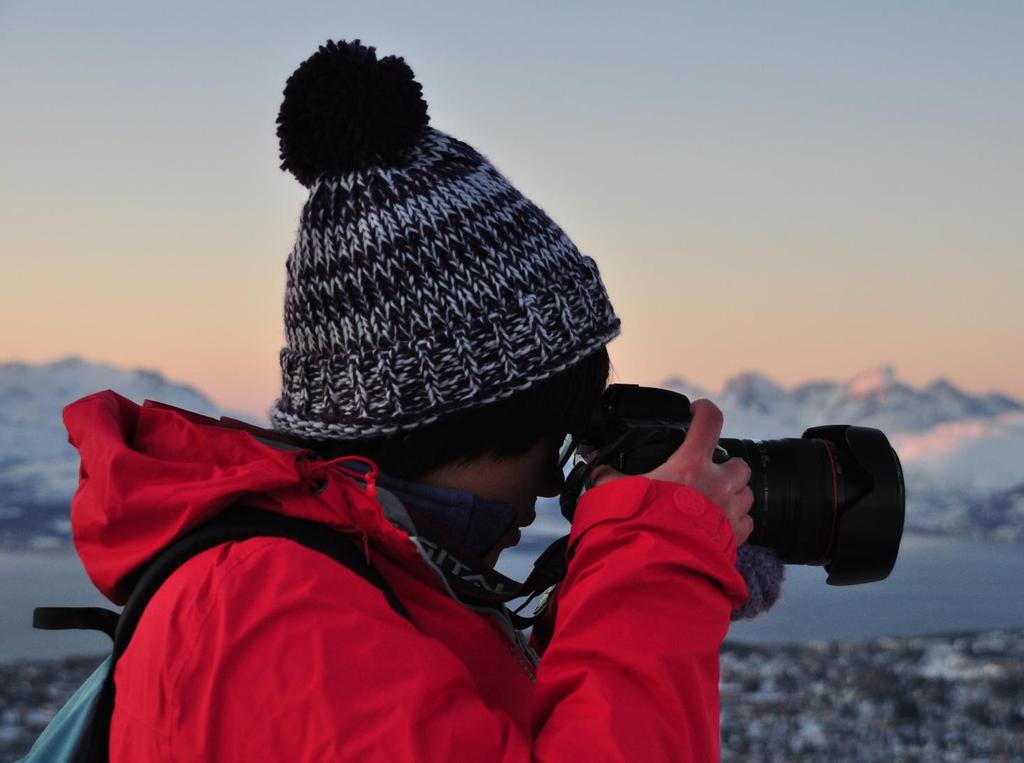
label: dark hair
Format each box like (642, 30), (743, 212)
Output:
(298, 346), (611, 481)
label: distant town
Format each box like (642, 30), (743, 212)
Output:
(3, 629), (1022, 762)
(720, 629), (1024, 762)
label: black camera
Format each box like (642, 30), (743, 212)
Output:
(558, 384), (905, 585)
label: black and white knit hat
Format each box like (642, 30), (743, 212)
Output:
(269, 39), (621, 440)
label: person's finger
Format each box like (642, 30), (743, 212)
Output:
(675, 399), (724, 464)
(734, 514), (754, 545)
(720, 458), (752, 493)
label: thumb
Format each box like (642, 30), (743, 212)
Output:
(587, 464), (624, 489)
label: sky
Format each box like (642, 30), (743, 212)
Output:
(1, 1), (1021, 417)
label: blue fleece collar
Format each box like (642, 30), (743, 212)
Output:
(376, 471), (519, 556)
(337, 460), (519, 556)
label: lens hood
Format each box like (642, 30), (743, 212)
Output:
(802, 425), (906, 585)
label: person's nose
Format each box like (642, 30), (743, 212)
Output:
(538, 459), (565, 498)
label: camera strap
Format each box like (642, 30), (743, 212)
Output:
(559, 428), (653, 520)
(402, 505), (570, 627)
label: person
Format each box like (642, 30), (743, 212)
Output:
(62, 39), (780, 761)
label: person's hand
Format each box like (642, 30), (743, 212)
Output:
(588, 398), (755, 545)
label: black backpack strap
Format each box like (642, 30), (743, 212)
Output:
(36, 505), (411, 763)
(32, 607), (119, 640)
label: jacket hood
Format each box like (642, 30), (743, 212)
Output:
(64, 390), (405, 605)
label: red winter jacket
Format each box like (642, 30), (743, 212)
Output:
(64, 390), (748, 761)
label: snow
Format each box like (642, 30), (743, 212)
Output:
(0, 356), (230, 508)
(892, 411), (1024, 493)
(846, 364), (900, 398)
(1, 357), (1023, 543)
(659, 375), (712, 403)
(916, 643), (1006, 680)
(678, 365), (1022, 437)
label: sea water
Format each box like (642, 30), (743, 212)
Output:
(2, 532), (1022, 661)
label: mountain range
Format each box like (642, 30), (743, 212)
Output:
(1, 356), (1022, 547)
(0, 357), (234, 546)
(662, 365), (1021, 438)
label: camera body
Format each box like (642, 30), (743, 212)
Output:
(560, 384), (906, 585)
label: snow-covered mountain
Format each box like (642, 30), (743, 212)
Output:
(0, 356), (259, 546)
(661, 365), (1024, 541)
(664, 365), (1022, 439)
(2, 358), (1022, 547)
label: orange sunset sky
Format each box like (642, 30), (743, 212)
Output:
(1, 2), (1021, 417)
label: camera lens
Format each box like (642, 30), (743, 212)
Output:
(719, 428), (904, 583)
(719, 438), (847, 565)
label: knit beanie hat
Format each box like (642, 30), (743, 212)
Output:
(269, 40), (621, 440)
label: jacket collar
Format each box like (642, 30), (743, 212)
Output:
(341, 460), (519, 558)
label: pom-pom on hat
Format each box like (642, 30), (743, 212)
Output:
(276, 39), (429, 183)
(270, 39), (621, 440)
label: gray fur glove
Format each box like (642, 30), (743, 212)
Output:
(732, 544), (785, 620)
